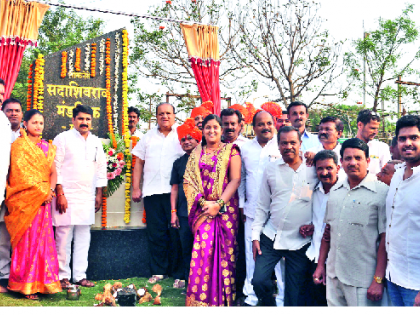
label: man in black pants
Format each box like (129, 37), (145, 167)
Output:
(251, 126), (318, 306)
(132, 103), (184, 284)
(169, 119), (201, 289)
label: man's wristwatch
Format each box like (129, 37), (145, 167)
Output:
(373, 276), (383, 284)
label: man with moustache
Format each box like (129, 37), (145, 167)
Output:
(252, 126), (318, 306)
(221, 108), (249, 148)
(385, 115), (420, 306)
(356, 109), (391, 175)
(0, 98), (23, 290)
(287, 101), (320, 152)
(305, 116), (345, 177)
(299, 150), (340, 306)
(128, 106), (142, 138)
(313, 138), (388, 306)
(2, 98), (23, 141)
(275, 111), (292, 131)
(169, 118), (202, 290)
(238, 111), (284, 306)
(0, 79), (12, 293)
(132, 103), (184, 284)
(53, 105), (107, 288)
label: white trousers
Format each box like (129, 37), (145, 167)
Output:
(0, 221), (11, 279)
(55, 225), (91, 283)
(244, 216), (285, 306)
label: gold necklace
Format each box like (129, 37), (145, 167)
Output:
(205, 143), (222, 155)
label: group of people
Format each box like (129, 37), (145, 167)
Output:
(0, 72), (419, 307)
(131, 98), (420, 307)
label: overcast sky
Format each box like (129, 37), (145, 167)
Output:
(53, 0), (420, 114)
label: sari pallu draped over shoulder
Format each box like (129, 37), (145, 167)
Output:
(5, 129), (56, 249)
(183, 143), (240, 306)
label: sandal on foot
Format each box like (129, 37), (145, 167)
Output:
(60, 278), (71, 289)
(148, 275), (168, 284)
(75, 278), (95, 287)
(173, 279), (185, 289)
(0, 285), (8, 293)
(25, 294), (39, 300)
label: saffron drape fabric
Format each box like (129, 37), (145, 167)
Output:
(180, 23), (221, 116)
(0, 0), (49, 99)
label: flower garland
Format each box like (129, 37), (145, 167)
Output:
(68, 50), (74, 78)
(75, 48), (81, 72)
(91, 43), (97, 78)
(32, 54), (45, 111)
(105, 38), (117, 149)
(37, 55), (45, 113)
(61, 51), (67, 78)
(84, 43), (90, 72)
(121, 29), (130, 144)
(27, 64), (33, 110)
(99, 38), (105, 76)
(113, 33), (120, 135)
(102, 194), (107, 229)
(124, 135), (139, 224)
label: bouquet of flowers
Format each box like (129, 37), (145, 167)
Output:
(103, 134), (129, 197)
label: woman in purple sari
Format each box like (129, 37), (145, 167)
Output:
(184, 114), (241, 306)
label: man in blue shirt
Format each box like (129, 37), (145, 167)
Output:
(287, 101), (320, 152)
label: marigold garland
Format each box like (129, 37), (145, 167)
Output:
(27, 64), (33, 110)
(102, 192), (107, 229)
(75, 47), (81, 72)
(105, 38), (117, 149)
(32, 54), (45, 112)
(61, 51), (67, 78)
(91, 43), (97, 78)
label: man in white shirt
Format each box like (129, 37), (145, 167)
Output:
(385, 115), (420, 306)
(0, 97), (22, 292)
(239, 111), (284, 307)
(299, 150), (340, 306)
(1, 98), (23, 142)
(287, 101), (320, 152)
(252, 126), (318, 306)
(132, 103), (184, 284)
(221, 108), (249, 148)
(275, 111), (292, 131)
(0, 78), (11, 293)
(128, 106), (142, 138)
(356, 109), (391, 175)
(53, 105), (107, 289)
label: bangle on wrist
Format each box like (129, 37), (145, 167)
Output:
(57, 193), (64, 197)
(171, 209), (177, 213)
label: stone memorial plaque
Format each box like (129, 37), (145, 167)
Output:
(28, 28), (125, 140)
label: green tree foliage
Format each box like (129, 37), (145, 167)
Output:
(344, 4), (420, 112)
(11, 5), (105, 108)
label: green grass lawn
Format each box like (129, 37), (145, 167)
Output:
(0, 277), (185, 307)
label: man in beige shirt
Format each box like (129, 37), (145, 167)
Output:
(313, 138), (388, 306)
(251, 126), (318, 306)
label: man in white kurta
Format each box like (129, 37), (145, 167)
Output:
(238, 111), (285, 306)
(52, 105), (107, 287)
(0, 79), (12, 292)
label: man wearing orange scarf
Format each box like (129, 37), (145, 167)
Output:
(170, 119), (201, 290)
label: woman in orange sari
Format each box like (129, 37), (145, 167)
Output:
(5, 109), (61, 299)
